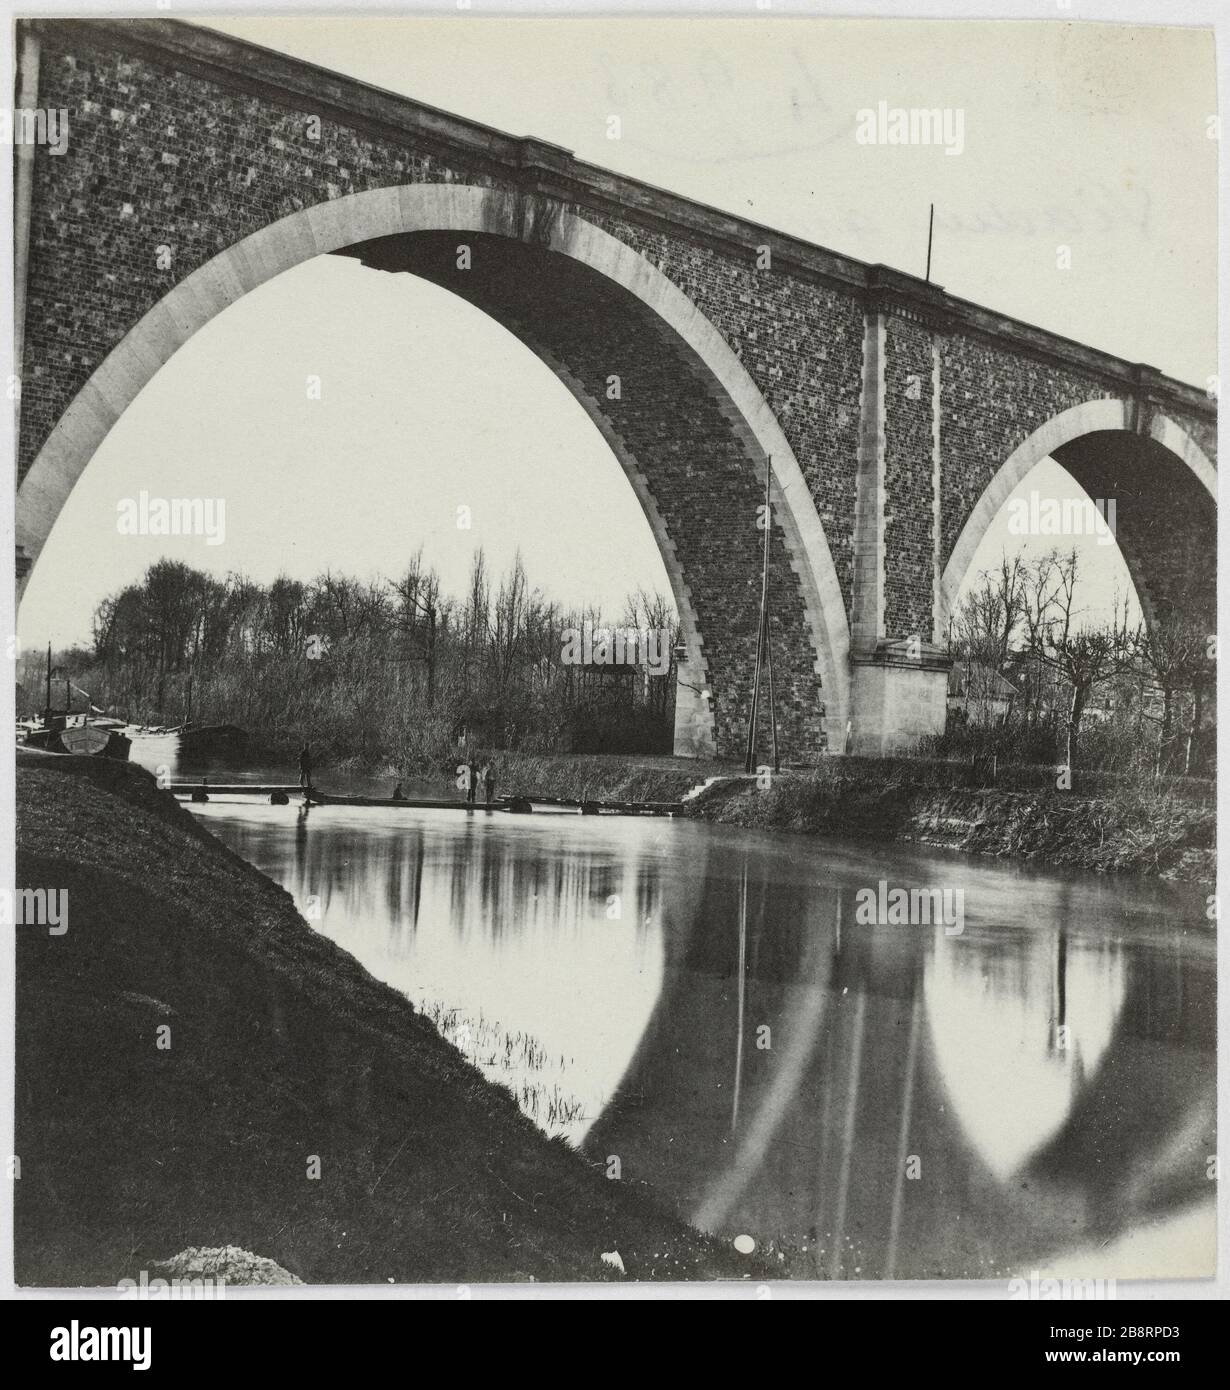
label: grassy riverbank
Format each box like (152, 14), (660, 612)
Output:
(478, 751), (1215, 884)
(688, 766), (1216, 884)
(14, 754), (749, 1287)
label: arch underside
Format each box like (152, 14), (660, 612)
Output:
(942, 402), (1217, 635)
(1050, 430), (1216, 628)
(338, 231), (826, 759)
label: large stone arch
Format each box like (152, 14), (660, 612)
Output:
(939, 399), (1217, 634)
(16, 183), (851, 759)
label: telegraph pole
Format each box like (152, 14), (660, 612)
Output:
(744, 456), (780, 774)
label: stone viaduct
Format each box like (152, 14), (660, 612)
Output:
(12, 18), (1218, 759)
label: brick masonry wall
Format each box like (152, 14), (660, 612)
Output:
(882, 313), (937, 639)
(19, 34), (515, 482)
(21, 29), (866, 630)
(584, 212), (866, 616)
(937, 335), (1116, 567)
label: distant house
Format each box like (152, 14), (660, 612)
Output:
(947, 662), (1020, 725)
(993, 669), (1148, 728)
(1082, 686), (1116, 724)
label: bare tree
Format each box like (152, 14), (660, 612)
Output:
(950, 553), (1027, 723)
(1133, 613), (1215, 775)
(1031, 551), (1133, 770)
(393, 549), (442, 707)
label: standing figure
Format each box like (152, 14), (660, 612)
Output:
(483, 762), (497, 807)
(298, 742), (313, 791)
(465, 756), (478, 805)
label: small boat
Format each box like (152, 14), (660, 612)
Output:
(58, 724), (132, 759)
(19, 647), (131, 760)
(86, 715), (129, 731)
(130, 721), (249, 761)
(22, 721), (131, 760)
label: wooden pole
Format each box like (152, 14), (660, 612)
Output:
(744, 456), (774, 773)
(743, 608), (764, 773)
(925, 203), (935, 282)
(761, 455), (779, 772)
(732, 860), (748, 1135)
(765, 602), (779, 773)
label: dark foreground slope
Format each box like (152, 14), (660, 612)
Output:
(15, 756), (744, 1287)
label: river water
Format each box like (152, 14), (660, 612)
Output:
(142, 737), (1214, 1282)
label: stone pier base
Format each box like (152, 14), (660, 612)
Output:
(672, 675), (718, 758)
(848, 640), (951, 757)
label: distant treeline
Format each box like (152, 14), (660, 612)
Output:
(41, 553), (680, 768)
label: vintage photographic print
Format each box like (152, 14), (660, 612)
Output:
(3, 2), (1222, 1314)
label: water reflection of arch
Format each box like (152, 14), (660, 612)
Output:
(1021, 936), (1215, 1237)
(587, 857), (1215, 1279)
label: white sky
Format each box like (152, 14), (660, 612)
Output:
(18, 15), (1215, 648)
